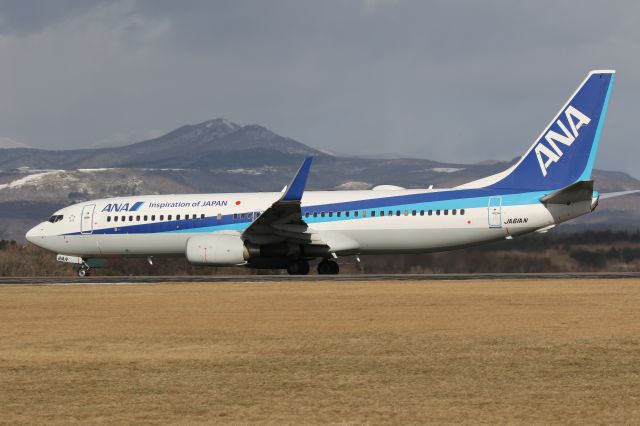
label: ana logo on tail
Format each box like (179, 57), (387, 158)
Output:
(535, 105), (591, 176)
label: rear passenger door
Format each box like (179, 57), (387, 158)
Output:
(488, 197), (502, 228)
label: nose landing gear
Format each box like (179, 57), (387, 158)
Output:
(77, 263), (91, 277)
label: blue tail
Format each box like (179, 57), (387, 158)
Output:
(462, 70), (615, 191)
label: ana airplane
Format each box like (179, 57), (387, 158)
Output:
(26, 70), (634, 276)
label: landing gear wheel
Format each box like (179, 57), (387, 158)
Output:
(287, 259), (310, 275)
(317, 260), (339, 275)
(77, 264), (91, 277)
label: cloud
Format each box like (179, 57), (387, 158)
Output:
(0, 0), (638, 177)
(360, 0), (404, 13)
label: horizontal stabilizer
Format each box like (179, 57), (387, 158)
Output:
(599, 189), (640, 200)
(540, 180), (593, 204)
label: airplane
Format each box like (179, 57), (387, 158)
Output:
(26, 70), (636, 277)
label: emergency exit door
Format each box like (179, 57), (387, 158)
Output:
(488, 197), (502, 228)
(81, 204), (95, 235)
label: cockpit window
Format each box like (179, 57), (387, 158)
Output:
(48, 215), (64, 223)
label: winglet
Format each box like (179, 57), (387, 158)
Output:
(281, 157), (313, 202)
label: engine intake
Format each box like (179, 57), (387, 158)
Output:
(185, 234), (248, 266)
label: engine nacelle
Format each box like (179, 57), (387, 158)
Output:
(185, 234), (248, 266)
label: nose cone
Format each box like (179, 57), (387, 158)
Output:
(25, 225), (40, 244)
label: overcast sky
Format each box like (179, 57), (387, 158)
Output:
(0, 0), (638, 176)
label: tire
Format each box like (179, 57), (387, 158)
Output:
(318, 260), (339, 275)
(77, 268), (87, 277)
(287, 260), (310, 275)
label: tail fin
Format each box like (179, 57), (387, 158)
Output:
(459, 70), (615, 191)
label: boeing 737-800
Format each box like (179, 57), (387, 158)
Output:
(26, 70), (634, 276)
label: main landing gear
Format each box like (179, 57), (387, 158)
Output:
(286, 259), (340, 275)
(287, 259), (310, 275)
(317, 259), (339, 275)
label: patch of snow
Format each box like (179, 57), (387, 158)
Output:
(431, 167), (464, 173)
(227, 168), (263, 175)
(335, 181), (371, 190)
(0, 170), (65, 190)
(78, 168), (115, 172)
(142, 168), (188, 172)
(317, 148), (338, 156)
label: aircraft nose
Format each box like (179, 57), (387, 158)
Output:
(25, 225), (40, 244)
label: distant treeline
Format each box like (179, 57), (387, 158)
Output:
(2, 229), (640, 276)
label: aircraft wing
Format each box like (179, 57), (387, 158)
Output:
(242, 157), (314, 243)
(242, 157), (361, 254)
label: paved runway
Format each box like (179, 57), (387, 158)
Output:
(1, 272), (640, 285)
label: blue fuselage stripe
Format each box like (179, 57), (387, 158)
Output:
(64, 188), (548, 236)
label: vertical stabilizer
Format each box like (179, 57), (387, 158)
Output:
(458, 70), (615, 191)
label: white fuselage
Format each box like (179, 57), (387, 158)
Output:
(25, 188), (594, 259)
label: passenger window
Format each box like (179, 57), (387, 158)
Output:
(371, 211), (376, 217)
(136, 215), (140, 221)
(129, 215), (133, 221)
(461, 209), (465, 215)
(337, 212), (342, 217)
(193, 214), (197, 219)
(362, 211), (367, 217)
(144, 215), (148, 221)
(452, 209), (457, 215)
(328, 212), (333, 217)
(436, 210), (440, 216)
(151, 215), (156, 221)
(114, 216), (118, 222)
(380, 211), (385, 216)
(388, 210), (393, 216)
(321, 212), (325, 218)
(428, 210), (433, 216)
(217, 213), (222, 220)
(168, 215), (172, 220)
(420, 210), (424, 216)
(412, 210), (416, 216)
(354, 211), (359, 217)
(345, 211), (350, 217)
(396, 210), (401, 216)
(107, 216), (111, 222)
(305, 212), (310, 218)
(313, 212), (318, 218)
(444, 210), (449, 215)
(160, 215), (164, 221)
(121, 216), (126, 222)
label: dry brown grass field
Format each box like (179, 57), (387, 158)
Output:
(2, 279), (640, 425)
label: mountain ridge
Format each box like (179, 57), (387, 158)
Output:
(0, 118), (638, 242)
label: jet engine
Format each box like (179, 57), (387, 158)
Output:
(185, 234), (248, 266)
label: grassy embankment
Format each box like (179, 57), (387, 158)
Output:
(2, 279), (640, 424)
